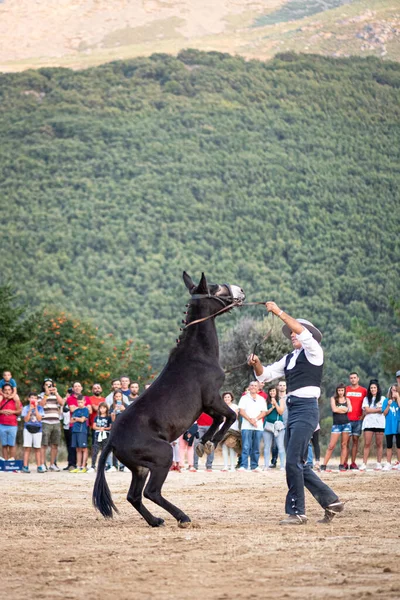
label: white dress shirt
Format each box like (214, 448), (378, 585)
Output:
(255, 328), (323, 399)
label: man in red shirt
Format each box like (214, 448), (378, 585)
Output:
(193, 413), (214, 471)
(345, 372), (367, 470)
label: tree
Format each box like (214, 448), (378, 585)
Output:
(0, 285), (39, 375)
(219, 316), (291, 397)
(22, 310), (154, 393)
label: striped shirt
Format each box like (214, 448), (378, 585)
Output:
(40, 393), (60, 424)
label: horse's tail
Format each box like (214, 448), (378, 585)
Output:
(92, 438), (119, 518)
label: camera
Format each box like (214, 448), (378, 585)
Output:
(68, 387), (73, 394)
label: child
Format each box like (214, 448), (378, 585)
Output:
(109, 390), (127, 471)
(0, 370), (18, 393)
(21, 392), (46, 473)
(382, 384), (400, 470)
(89, 402), (111, 472)
(70, 395), (89, 473)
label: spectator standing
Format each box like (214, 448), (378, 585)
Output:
(321, 384), (352, 471)
(238, 381), (267, 472)
(220, 392), (239, 472)
(170, 439), (181, 472)
(70, 395), (89, 473)
(359, 379), (386, 471)
(345, 372), (367, 470)
(128, 382), (140, 405)
(66, 382), (92, 469)
(193, 413), (215, 472)
(61, 396), (74, 471)
(262, 385), (285, 471)
(382, 384), (400, 470)
(0, 383), (22, 460)
(88, 402), (112, 472)
(88, 383), (105, 445)
(39, 379), (64, 472)
(109, 390), (128, 471)
(21, 392), (46, 473)
(270, 380), (287, 467)
(249, 303), (344, 525)
(105, 379), (122, 408)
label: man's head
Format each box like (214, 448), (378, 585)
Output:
(249, 381), (259, 395)
(72, 382), (83, 396)
(2, 383), (13, 397)
(111, 379), (121, 391)
(282, 319), (322, 347)
(43, 378), (54, 393)
(120, 376), (130, 391)
(278, 380), (287, 395)
(130, 382), (139, 396)
(2, 370), (12, 382)
(92, 383), (102, 397)
(349, 372), (359, 387)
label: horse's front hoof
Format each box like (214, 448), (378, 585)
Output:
(204, 440), (215, 455)
(196, 443), (205, 457)
(178, 518), (192, 529)
(151, 518), (165, 528)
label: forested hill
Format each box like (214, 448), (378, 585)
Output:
(1, 51), (399, 387)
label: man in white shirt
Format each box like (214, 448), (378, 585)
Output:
(238, 381), (267, 472)
(248, 301), (344, 525)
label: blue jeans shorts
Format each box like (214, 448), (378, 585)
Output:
(349, 420), (362, 436)
(331, 423), (352, 434)
(71, 432), (88, 448)
(0, 424), (18, 446)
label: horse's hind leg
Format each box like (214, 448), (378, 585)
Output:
(144, 466), (191, 528)
(127, 466), (165, 528)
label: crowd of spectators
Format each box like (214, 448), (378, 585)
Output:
(0, 368), (399, 474)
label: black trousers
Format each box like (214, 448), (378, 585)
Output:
(63, 428), (76, 468)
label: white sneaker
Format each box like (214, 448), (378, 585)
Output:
(49, 464), (60, 472)
(237, 467), (248, 472)
(252, 466), (262, 473)
(87, 467), (95, 473)
(374, 463), (382, 471)
(382, 463), (392, 471)
(230, 467), (235, 472)
(107, 466), (117, 472)
(359, 463), (367, 471)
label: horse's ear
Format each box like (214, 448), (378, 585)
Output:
(196, 272), (208, 294)
(183, 271), (196, 293)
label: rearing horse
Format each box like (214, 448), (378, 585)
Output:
(93, 272), (245, 527)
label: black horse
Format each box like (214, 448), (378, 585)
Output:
(93, 272), (245, 527)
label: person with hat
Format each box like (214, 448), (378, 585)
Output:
(248, 301), (344, 525)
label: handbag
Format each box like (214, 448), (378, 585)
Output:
(264, 421), (275, 433)
(273, 420), (285, 437)
(183, 423), (199, 446)
(26, 424), (41, 434)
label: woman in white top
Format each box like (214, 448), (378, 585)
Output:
(359, 379), (386, 471)
(220, 392), (239, 472)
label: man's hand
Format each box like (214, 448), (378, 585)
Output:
(265, 301), (282, 316)
(247, 354), (261, 367)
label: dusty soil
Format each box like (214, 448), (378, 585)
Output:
(2, 463), (400, 599)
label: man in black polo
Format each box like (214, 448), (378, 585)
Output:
(248, 301), (344, 525)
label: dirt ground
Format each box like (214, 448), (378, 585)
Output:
(2, 461), (400, 600)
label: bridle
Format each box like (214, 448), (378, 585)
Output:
(184, 284), (244, 328)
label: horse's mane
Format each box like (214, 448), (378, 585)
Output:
(168, 300), (196, 360)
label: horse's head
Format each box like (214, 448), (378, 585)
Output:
(183, 272), (245, 308)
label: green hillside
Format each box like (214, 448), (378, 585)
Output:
(1, 51), (399, 389)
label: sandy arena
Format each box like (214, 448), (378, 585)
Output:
(3, 464), (400, 599)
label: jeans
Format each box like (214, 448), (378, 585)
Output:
(285, 396), (338, 515)
(193, 425), (214, 469)
(263, 429), (285, 468)
(241, 429), (263, 470)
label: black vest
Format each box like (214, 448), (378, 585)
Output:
(284, 349), (323, 394)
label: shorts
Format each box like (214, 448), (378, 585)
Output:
(349, 420), (362, 437)
(41, 422), (61, 446)
(0, 424), (18, 446)
(71, 431), (88, 448)
(331, 423), (352, 434)
(23, 428), (43, 449)
(363, 427), (385, 433)
(386, 434), (400, 449)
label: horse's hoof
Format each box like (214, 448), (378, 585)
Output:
(204, 440), (215, 455)
(195, 443), (205, 457)
(178, 519), (192, 529)
(151, 518), (165, 528)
